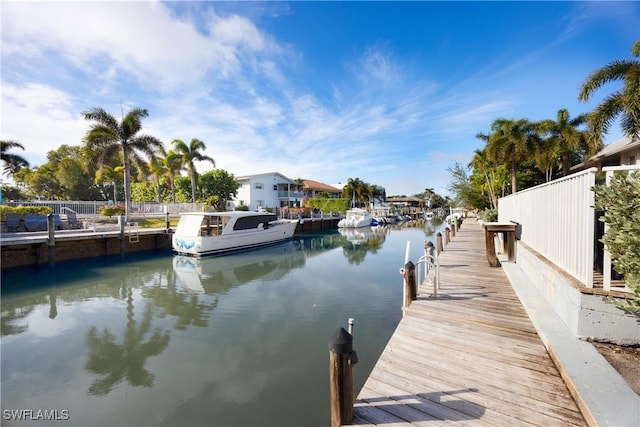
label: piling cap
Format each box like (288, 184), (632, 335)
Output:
(328, 327), (353, 354)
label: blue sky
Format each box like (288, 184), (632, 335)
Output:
(2, 1), (638, 197)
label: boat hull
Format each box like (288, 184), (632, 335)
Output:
(172, 212), (298, 257)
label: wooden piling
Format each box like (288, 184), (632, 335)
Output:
(444, 227), (450, 244)
(118, 214), (125, 256)
(329, 327), (354, 427)
(403, 261), (416, 307)
(47, 214), (55, 266)
(451, 222), (456, 237)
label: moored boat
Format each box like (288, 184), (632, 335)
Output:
(337, 208), (374, 228)
(172, 211), (298, 257)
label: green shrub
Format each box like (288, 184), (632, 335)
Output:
(593, 170), (640, 315)
(481, 209), (498, 222)
(0, 205), (52, 220)
(100, 206), (125, 217)
(235, 205), (249, 211)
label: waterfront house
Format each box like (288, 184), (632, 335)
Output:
(571, 134), (640, 172)
(232, 172), (304, 212)
(301, 179), (341, 198)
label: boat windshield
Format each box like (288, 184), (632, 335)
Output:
(176, 215), (230, 237)
(175, 215), (204, 237)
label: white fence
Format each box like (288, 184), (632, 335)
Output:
(498, 165), (639, 291)
(4, 201), (204, 217)
(498, 169), (596, 288)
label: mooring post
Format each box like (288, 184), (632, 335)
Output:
(328, 326), (357, 427)
(47, 214), (55, 266)
(403, 260), (416, 307)
(165, 211), (170, 231)
(424, 240), (435, 258)
(451, 222), (456, 237)
(118, 214), (125, 256)
(444, 227), (450, 244)
(436, 232), (443, 256)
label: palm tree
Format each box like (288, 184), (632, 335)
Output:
(469, 146), (499, 210)
(171, 138), (215, 203)
(163, 150), (183, 203)
(147, 148), (168, 204)
(342, 177), (366, 208)
(538, 109), (591, 176)
(579, 39), (640, 140)
(94, 164), (124, 203)
(82, 107), (163, 221)
(485, 118), (540, 194)
(1, 140), (30, 177)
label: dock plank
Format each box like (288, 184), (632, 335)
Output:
(351, 218), (587, 426)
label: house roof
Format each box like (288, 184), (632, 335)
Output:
(571, 134), (640, 171)
(302, 179), (341, 193)
(387, 196), (423, 203)
(588, 134), (640, 162)
(235, 172), (296, 183)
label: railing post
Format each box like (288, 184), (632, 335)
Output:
(444, 227), (450, 243)
(436, 232), (443, 256)
(328, 326), (357, 427)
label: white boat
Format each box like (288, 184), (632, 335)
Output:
(172, 211), (298, 257)
(337, 208), (374, 228)
(424, 211), (434, 220)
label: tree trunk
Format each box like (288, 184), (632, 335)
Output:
(511, 162), (518, 194)
(123, 147), (132, 222)
(561, 153), (570, 177)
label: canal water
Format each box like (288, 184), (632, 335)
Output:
(1, 220), (445, 426)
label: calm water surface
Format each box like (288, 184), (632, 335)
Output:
(1, 220), (444, 426)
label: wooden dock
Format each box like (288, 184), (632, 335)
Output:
(351, 218), (587, 426)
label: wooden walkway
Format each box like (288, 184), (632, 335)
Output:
(351, 218), (587, 426)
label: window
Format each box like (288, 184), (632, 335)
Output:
(629, 155), (637, 165)
(255, 182), (263, 189)
(273, 185), (278, 191)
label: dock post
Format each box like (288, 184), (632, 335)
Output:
(444, 227), (450, 244)
(165, 211), (170, 231)
(47, 214), (55, 266)
(402, 261), (416, 307)
(451, 222), (456, 237)
(118, 214), (125, 256)
(436, 232), (443, 256)
(328, 327), (357, 427)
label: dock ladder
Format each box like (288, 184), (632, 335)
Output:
(127, 222), (139, 243)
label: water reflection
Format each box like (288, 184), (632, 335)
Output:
(172, 241), (307, 294)
(1, 226), (445, 426)
(85, 286), (171, 396)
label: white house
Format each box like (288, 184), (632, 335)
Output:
(231, 172), (304, 212)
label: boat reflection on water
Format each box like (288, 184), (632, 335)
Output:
(172, 241), (307, 294)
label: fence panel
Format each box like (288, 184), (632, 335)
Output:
(498, 168), (596, 288)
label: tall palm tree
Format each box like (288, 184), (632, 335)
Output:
(147, 148), (168, 204)
(538, 109), (591, 176)
(163, 150), (183, 203)
(485, 118), (540, 194)
(1, 140), (30, 176)
(82, 107), (163, 221)
(342, 177), (366, 208)
(469, 146), (499, 210)
(172, 138), (215, 203)
(579, 39), (640, 140)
